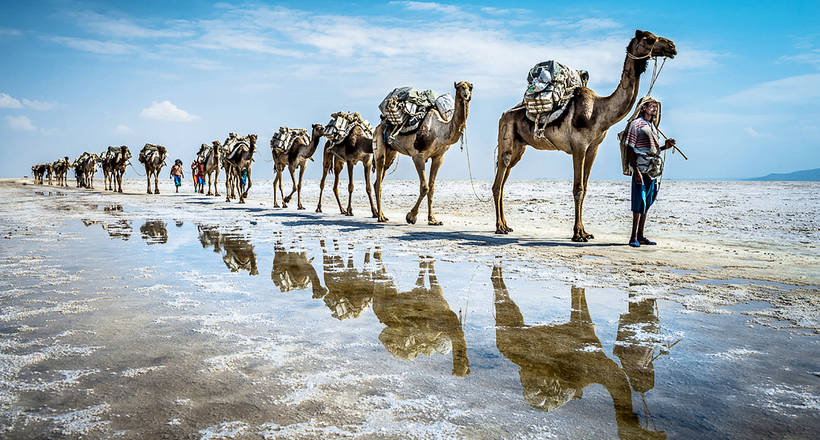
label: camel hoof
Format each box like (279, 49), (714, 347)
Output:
(298, 205), (305, 210)
(274, 204), (280, 208)
(377, 216), (389, 223)
(282, 203), (288, 208)
(495, 229), (507, 234)
(147, 191), (152, 194)
(428, 219), (443, 226)
(345, 210), (353, 216)
(406, 213), (417, 225)
(316, 207), (322, 213)
(284, 196), (292, 203)
(207, 191), (212, 196)
(571, 236), (588, 243)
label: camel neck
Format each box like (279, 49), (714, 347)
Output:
(600, 54), (643, 128)
(445, 92), (469, 144)
(307, 131), (322, 158)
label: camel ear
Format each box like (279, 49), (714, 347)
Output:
(454, 81), (458, 89)
(635, 30), (646, 39)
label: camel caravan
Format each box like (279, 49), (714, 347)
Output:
(26, 30), (677, 241)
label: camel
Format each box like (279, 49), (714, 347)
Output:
(492, 30), (677, 241)
(223, 134), (257, 203)
(73, 153), (99, 189)
(271, 125), (323, 209)
(373, 81), (473, 225)
(52, 157), (70, 187)
(110, 146), (131, 193)
(372, 257), (470, 377)
(45, 164), (53, 185)
(316, 123), (378, 217)
(492, 266), (666, 439)
(31, 165), (46, 184)
(138, 144), (167, 194)
(318, 240), (388, 320)
(101, 150), (115, 191)
(200, 141), (222, 196)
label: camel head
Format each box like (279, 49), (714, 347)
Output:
(454, 81), (473, 102)
(121, 146), (131, 160)
(311, 123), (325, 137)
(630, 30), (677, 60)
(248, 134), (257, 146)
(157, 146), (168, 161)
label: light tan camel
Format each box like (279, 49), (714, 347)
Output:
(101, 150), (115, 191)
(52, 157), (70, 187)
(197, 224), (259, 275)
(492, 30), (677, 241)
(492, 266), (666, 439)
(223, 134), (257, 203)
(110, 146), (131, 193)
(271, 239), (327, 297)
(75, 153), (99, 189)
(221, 133), (243, 200)
(138, 144), (167, 194)
(373, 81), (473, 225)
(271, 124), (323, 209)
(202, 140), (222, 196)
(316, 124), (378, 217)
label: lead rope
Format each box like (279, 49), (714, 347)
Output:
(461, 128), (492, 203)
(127, 161), (145, 177)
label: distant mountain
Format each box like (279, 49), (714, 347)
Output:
(748, 168), (820, 181)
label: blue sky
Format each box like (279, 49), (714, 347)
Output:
(1, 0), (818, 180)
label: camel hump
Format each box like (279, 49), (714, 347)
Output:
(524, 60), (589, 129)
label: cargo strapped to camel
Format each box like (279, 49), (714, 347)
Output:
(523, 61), (589, 138)
(378, 87), (455, 146)
(323, 111), (374, 145)
(139, 143), (165, 163)
(196, 143), (209, 159)
(270, 127), (309, 154)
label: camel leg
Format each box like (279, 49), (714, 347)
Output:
(571, 151), (587, 242)
(345, 161), (354, 216)
(154, 171), (160, 194)
(283, 167), (297, 204)
(207, 172), (213, 196)
(316, 152), (332, 213)
(493, 115), (519, 234)
(146, 171), (152, 194)
(406, 154), (429, 225)
(577, 141), (602, 240)
(500, 144), (525, 232)
(332, 160), (345, 214)
(278, 170), (286, 207)
(374, 149), (397, 222)
(426, 155), (444, 225)
(272, 171), (280, 207)
(296, 165), (305, 210)
(363, 160), (377, 217)
(214, 168), (220, 197)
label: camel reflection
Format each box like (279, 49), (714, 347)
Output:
(271, 239), (326, 297)
(318, 239), (387, 321)
(492, 266), (665, 439)
(140, 220), (168, 244)
(197, 224), (258, 275)
(82, 217), (132, 241)
(372, 257), (470, 377)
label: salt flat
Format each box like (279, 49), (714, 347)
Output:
(0, 178), (817, 439)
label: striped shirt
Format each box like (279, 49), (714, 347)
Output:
(625, 117), (661, 173)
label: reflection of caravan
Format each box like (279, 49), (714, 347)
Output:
(271, 240), (326, 297)
(319, 240), (387, 321)
(140, 220), (168, 244)
(196, 224), (258, 275)
(492, 266), (666, 440)
(372, 258), (470, 377)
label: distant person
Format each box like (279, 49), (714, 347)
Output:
(623, 97), (675, 247)
(170, 159), (184, 193)
(194, 159), (206, 194)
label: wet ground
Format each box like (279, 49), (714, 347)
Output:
(0, 182), (818, 439)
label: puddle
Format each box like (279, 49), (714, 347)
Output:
(0, 217), (817, 439)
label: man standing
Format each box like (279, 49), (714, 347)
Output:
(170, 159), (184, 193)
(623, 97), (675, 247)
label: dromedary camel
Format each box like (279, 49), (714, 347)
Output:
(492, 265), (666, 439)
(271, 239), (327, 297)
(201, 140), (222, 196)
(316, 123), (378, 217)
(52, 157), (70, 187)
(101, 149), (115, 191)
(492, 30), (676, 241)
(138, 144), (167, 194)
(223, 134), (257, 203)
(110, 146), (131, 193)
(271, 125), (323, 210)
(373, 81), (473, 225)
(77, 153), (100, 189)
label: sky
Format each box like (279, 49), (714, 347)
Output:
(1, 0), (818, 180)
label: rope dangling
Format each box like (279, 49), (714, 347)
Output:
(462, 129), (492, 203)
(646, 56), (667, 96)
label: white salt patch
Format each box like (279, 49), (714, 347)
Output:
(709, 348), (762, 360)
(202, 342), (291, 372)
(168, 418), (181, 425)
(199, 420), (248, 439)
(578, 344), (602, 353)
(135, 284), (171, 294)
(756, 383), (820, 415)
(120, 365), (165, 377)
(175, 398), (192, 405)
(50, 403), (111, 436)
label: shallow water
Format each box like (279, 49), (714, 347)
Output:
(1, 200), (818, 438)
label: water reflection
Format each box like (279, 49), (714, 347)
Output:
(140, 220), (168, 245)
(492, 266), (666, 439)
(271, 239), (326, 296)
(319, 240), (386, 320)
(197, 224), (258, 275)
(81, 209), (131, 241)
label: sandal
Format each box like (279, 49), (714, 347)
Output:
(628, 239), (641, 248)
(638, 237), (657, 245)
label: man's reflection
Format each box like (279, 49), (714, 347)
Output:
(372, 257), (470, 377)
(197, 224), (258, 275)
(140, 220), (168, 244)
(492, 265), (664, 439)
(271, 239), (326, 297)
(615, 295), (662, 396)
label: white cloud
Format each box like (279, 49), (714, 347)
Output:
(22, 98), (55, 110)
(71, 11), (195, 39)
(745, 127), (760, 137)
(392, 1), (461, 15)
(50, 36), (137, 55)
(0, 93), (22, 108)
(722, 73), (820, 106)
(115, 124), (134, 134)
(6, 115), (36, 131)
(0, 27), (23, 37)
(139, 101), (199, 122)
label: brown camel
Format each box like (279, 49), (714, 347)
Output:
(45, 164), (53, 185)
(373, 81), (473, 225)
(223, 134), (257, 203)
(201, 140), (222, 196)
(74, 153), (99, 189)
(317, 121), (378, 217)
(100, 149), (115, 191)
(492, 30), (677, 241)
(271, 239), (327, 297)
(492, 266), (666, 439)
(317, 240), (388, 320)
(138, 144), (167, 194)
(221, 133), (243, 200)
(52, 157), (70, 187)
(140, 220), (168, 245)
(110, 146), (131, 193)
(271, 125), (323, 209)
(197, 224), (259, 275)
